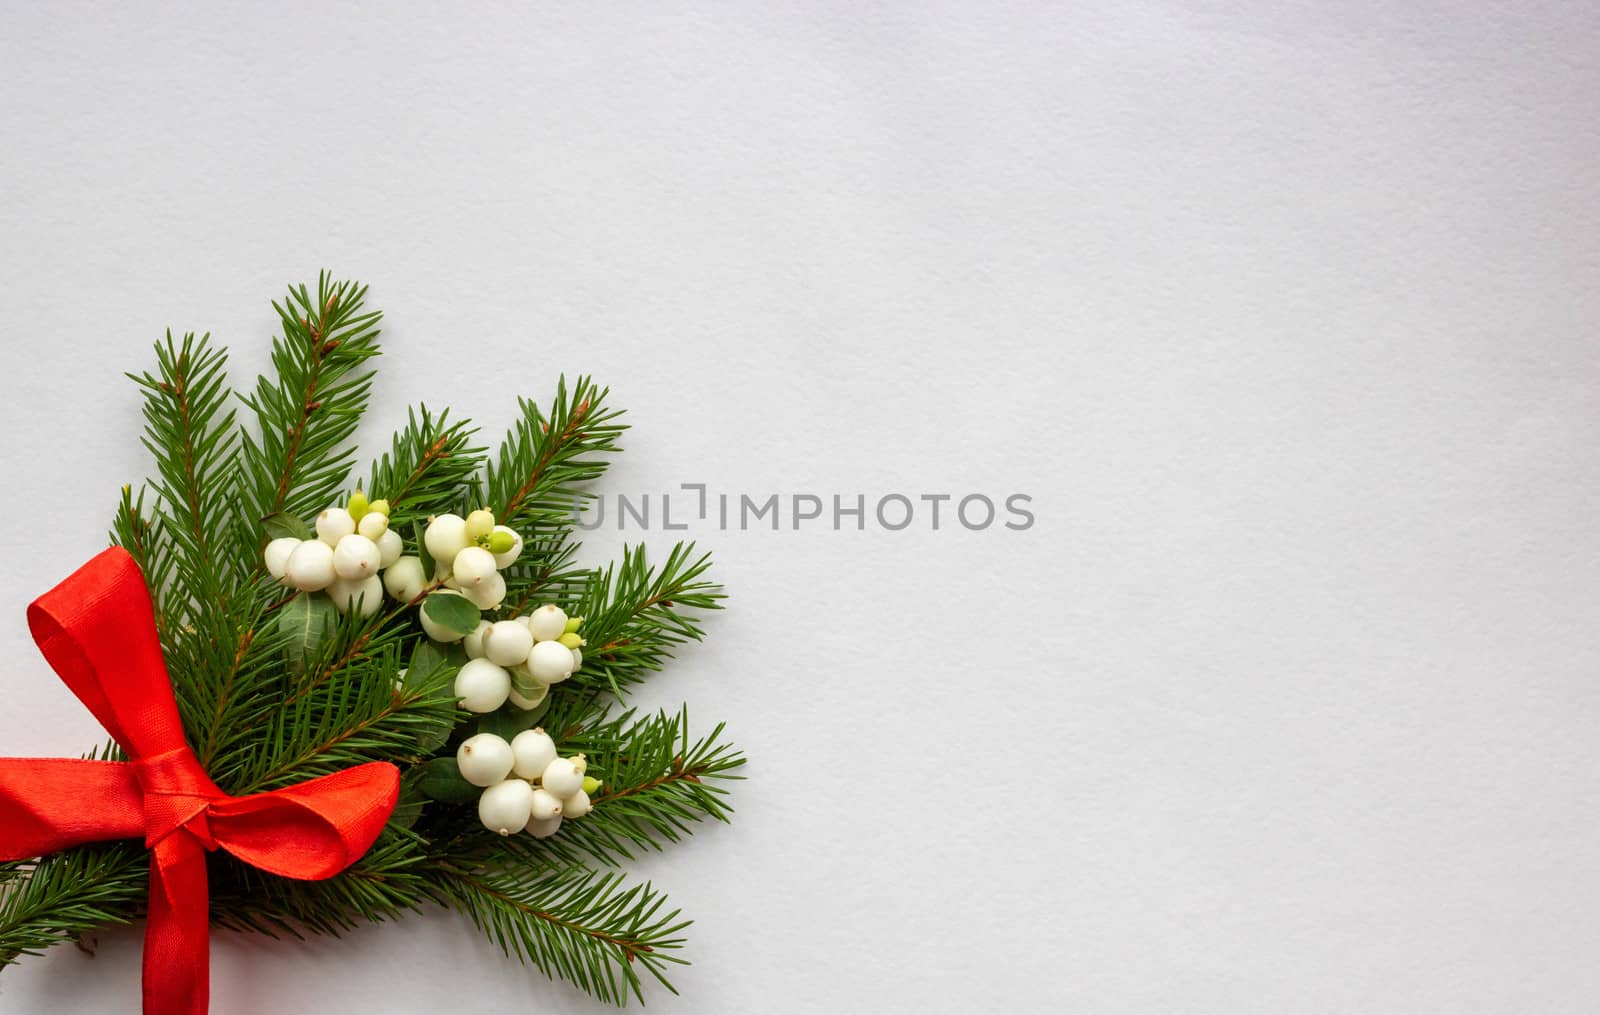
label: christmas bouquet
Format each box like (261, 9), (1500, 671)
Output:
(0, 276), (743, 1012)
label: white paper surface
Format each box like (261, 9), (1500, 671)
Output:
(1, 3), (1598, 1012)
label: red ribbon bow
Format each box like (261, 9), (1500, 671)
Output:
(0, 548), (400, 1014)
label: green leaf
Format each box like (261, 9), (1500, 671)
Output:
(415, 756), (478, 805)
(276, 592), (337, 674)
(422, 593), (478, 636)
(389, 779), (425, 830)
(262, 512), (311, 540)
(511, 667), (551, 701)
(406, 640), (452, 689)
(475, 695), (552, 740)
(405, 641), (458, 753)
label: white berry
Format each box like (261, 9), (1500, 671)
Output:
(561, 788), (592, 819)
(263, 537), (300, 580)
(356, 511), (389, 540)
(510, 728), (557, 779)
(461, 570), (507, 611)
(490, 524), (524, 569)
(284, 539), (336, 591)
(456, 733), (514, 787)
(465, 509), (496, 541)
(333, 533), (381, 579)
(454, 658), (511, 713)
(462, 620), (492, 660)
(529, 787), (564, 821)
(484, 620), (534, 667)
(316, 507), (356, 546)
(452, 546), (497, 588)
(540, 756), (585, 799)
(569, 646), (583, 671)
(329, 574), (382, 616)
(376, 528), (404, 568)
(527, 640), (575, 684)
(527, 605), (568, 642)
(479, 779), (535, 836)
(383, 556), (426, 603)
(424, 513), (469, 563)
(524, 813), (562, 839)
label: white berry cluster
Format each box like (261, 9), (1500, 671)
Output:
(400, 509), (523, 619)
(458, 728), (600, 838)
(263, 493), (404, 615)
(449, 606), (586, 712)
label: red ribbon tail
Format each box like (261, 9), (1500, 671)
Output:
(144, 835), (210, 1015)
(0, 758), (144, 860)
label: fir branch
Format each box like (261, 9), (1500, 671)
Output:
(500, 533), (590, 616)
(238, 273), (381, 537)
(365, 405), (484, 531)
(210, 833), (436, 939)
(168, 589), (289, 777)
(110, 484), (176, 643)
(483, 377), (626, 534)
(277, 576), (447, 709)
(232, 643), (458, 794)
(0, 845), (147, 967)
(439, 865), (689, 1006)
(126, 331), (242, 618)
(571, 543), (724, 698)
(561, 709), (743, 866)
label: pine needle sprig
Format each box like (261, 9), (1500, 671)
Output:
(110, 485), (176, 643)
(439, 864), (689, 1006)
(483, 377), (626, 534)
(365, 405), (484, 531)
(210, 831), (437, 939)
(238, 273), (381, 538)
(0, 845), (148, 967)
(161, 588), (289, 774)
(500, 534), (590, 616)
(231, 644), (458, 795)
(572, 543), (725, 698)
(126, 331), (242, 621)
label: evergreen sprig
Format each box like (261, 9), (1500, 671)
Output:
(483, 377), (626, 534)
(365, 405), (484, 530)
(573, 543), (725, 698)
(440, 865), (689, 1006)
(210, 831), (436, 939)
(127, 331), (241, 619)
(238, 273), (381, 539)
(0, 845), (148, 967)
(0, 276), (742, 1007)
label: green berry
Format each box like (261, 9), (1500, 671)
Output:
(487, 530), (516, 554)
(347, 490), (369, 519)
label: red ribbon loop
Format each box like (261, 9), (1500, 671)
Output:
(0, 548), (400, 1015)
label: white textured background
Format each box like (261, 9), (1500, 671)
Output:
(2, 3), (1599, 1013)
